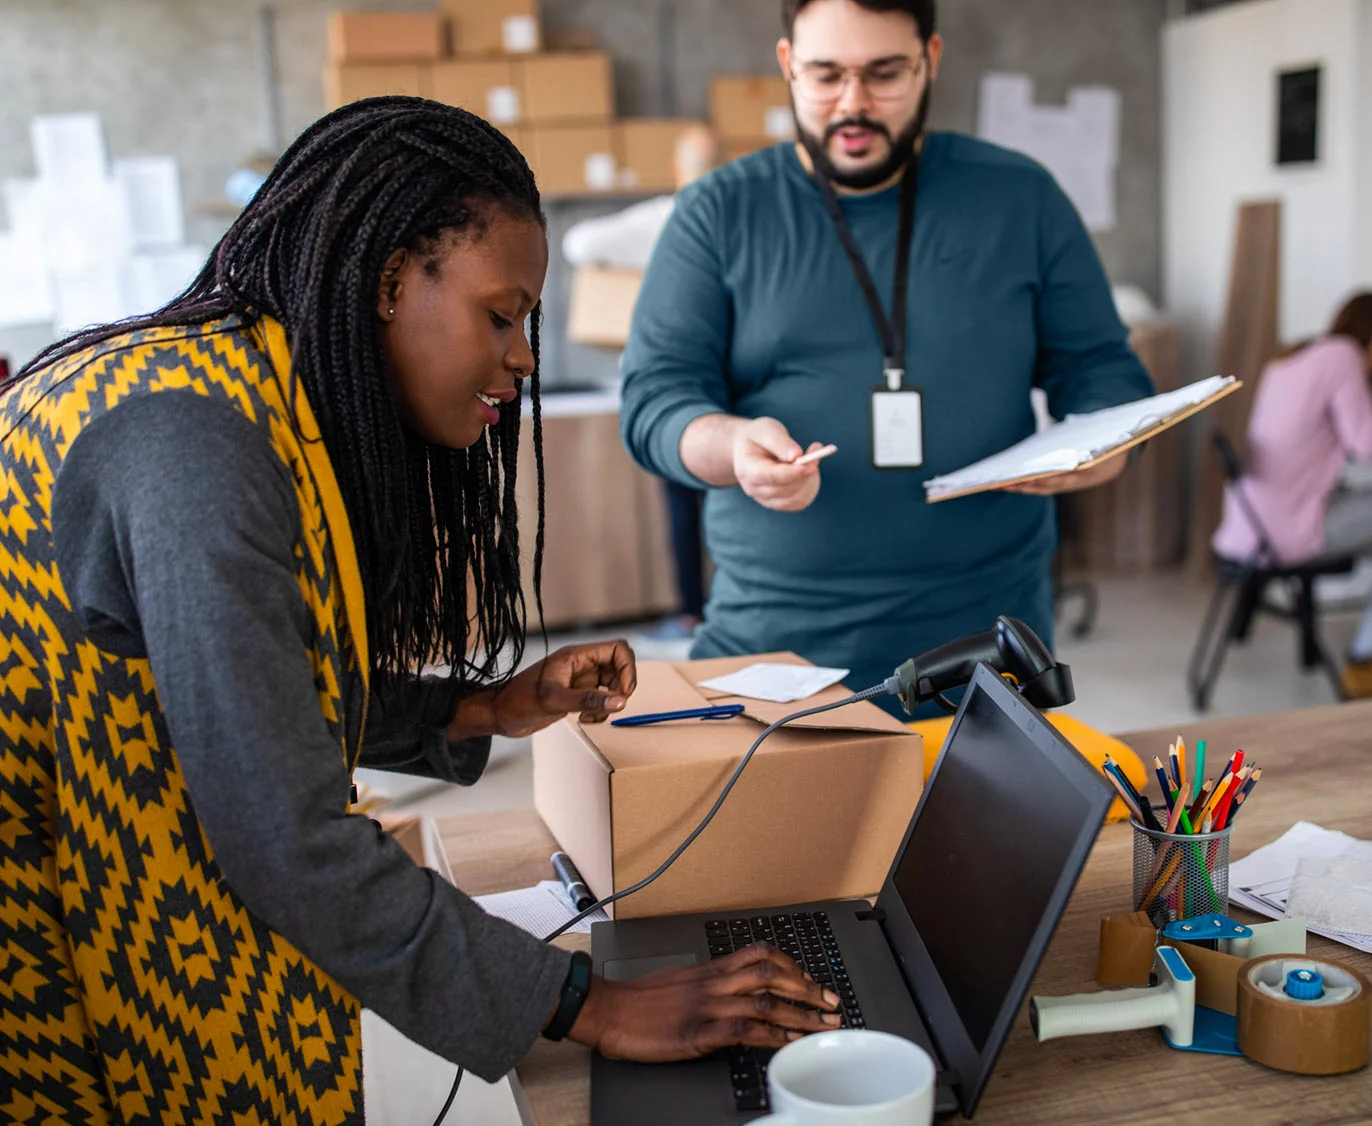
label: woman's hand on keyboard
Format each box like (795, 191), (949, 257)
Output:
(569, 944), (843, 1061)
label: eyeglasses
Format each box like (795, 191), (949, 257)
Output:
(788, 55), (924, 105)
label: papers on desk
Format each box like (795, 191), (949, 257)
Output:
(474, 881), (608, 937)
(923, 375), (1239, 502)
(697, 662), (850, 704)
(1229, 821), (1372, 954)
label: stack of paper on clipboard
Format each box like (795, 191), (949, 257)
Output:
(924, 375), (1240, 502)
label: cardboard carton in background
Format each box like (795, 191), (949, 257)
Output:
(327, 12), (447, 63)
(519, 52), (615, 125)
(710, 75), (796, 142)
(443, 0), (542, 56)
(533, 654), (923, 920)
(528, 124), (618, 196)
(567, 266), (643, 347)
(325, 62), (429, 109)
(615, 118), (703, 193)
(431, 59), (523, 125)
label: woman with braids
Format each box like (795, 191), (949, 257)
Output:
(0, 98), (836, 1124)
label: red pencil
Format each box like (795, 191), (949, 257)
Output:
(1213, 766), (1249, 829)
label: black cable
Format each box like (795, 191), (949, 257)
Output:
(433, 1066), (461, 1126)
(434, 675), (902, 1122)
(541, 678), (901, 942)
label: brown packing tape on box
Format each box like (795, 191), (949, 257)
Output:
(1097, 911), (1156, 986)
(1237, 955), (1372, 1074)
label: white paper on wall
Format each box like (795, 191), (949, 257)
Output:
(30, 113), (108, 186)
(114, 156), (185, 249)
(976, 72), (1121, 232)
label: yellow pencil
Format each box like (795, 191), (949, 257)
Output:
(1201, 774), (1234, 825)
(1176, 735), (1187, 790)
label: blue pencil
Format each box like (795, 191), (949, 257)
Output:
(1153, 757), (1175, 815)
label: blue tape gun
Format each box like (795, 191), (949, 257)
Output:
(1161, 914), (1253, 943)
(610, 704), (746, 727)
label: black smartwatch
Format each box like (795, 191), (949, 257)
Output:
(542, 950), (593, 1041)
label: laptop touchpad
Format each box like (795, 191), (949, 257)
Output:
(602, 954), (699, 982)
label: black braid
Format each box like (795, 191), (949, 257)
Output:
(10, 97), (547, 694)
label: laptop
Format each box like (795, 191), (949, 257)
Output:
(589, 662), (1114, 1123)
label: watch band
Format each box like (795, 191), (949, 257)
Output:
(543, 950), (593, 1041)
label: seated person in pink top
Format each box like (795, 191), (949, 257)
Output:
(1212, 292), (1372, 696)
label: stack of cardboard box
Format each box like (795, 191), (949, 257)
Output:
(324, 2), (707, 198)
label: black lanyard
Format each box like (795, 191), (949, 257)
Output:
(811, 154), (920, 391)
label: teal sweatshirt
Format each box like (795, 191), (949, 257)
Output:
(619, 135), (1153, 700)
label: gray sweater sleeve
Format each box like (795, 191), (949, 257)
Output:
(50, 391), (568, 1081)
(363, 676), (493, 785)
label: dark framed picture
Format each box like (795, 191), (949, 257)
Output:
(1276, 66), (1320, 166)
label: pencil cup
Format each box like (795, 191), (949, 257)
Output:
(1131, 815), (1231, 927)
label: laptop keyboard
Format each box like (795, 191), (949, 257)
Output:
(704, 910), (865, 1113)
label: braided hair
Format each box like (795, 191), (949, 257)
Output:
(14, 96), (547, 694)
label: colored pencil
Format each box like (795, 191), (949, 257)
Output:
(1154, 757), (1175, 814)
(1102, 766), (1145, 822)
(1169, 743), (1182, 791)
(1193, 739), (1207, 796)
(1177, 735), (1187, 792)
(1166, 783), (1191, 834)
(1201, 774), (1234, 825)
(1187, 781), (1213, 825)
(1214, 767), (1249, 829)
(1105, 755), (1146, 809)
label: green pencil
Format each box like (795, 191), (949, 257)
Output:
(1194, 738), (1207, 797)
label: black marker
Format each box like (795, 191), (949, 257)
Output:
(551, 851), (595, 912)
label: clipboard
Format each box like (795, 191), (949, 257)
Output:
(925, 378), (1242, 503)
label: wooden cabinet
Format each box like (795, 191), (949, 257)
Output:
(1058, 321), (1186, 572)
(514, 405), (678, 629)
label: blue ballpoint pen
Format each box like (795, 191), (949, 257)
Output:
(610, 704), (745, 727)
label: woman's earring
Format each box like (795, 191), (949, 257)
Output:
(388, 306), (395, 317)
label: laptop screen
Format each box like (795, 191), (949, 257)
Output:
(876, 665), (1112, 1116)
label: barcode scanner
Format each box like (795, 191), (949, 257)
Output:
(893, 615), (1075, 714)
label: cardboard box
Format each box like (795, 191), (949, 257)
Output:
(327, 12), (446, 63)
(722, 137), (778, 164)
(442, 0), (542, 55)
(567, 265), (643, 347)
(710, 76), (796, 141)
(532, 654), (922, 919)
(324, 62), (429, 109)
(431, 59), (523, 125)
(528, 124), (618, 196)
(519, 52), (614, 125)
(615, 118), (705, 193)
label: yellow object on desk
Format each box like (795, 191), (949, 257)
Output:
(907, 712), (1148, 823)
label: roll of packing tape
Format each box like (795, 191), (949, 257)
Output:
(1236, 955), (1372, 1075)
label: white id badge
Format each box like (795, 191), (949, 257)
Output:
(871, 387), (924, 469)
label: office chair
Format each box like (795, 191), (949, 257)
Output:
(1186, 431), (1353, 711)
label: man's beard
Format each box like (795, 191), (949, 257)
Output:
(797, 83), (932, 191)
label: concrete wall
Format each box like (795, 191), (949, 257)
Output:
(1163, 0), (1372, 384)
(1, 0), (1166, 383)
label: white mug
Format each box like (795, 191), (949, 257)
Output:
(753, 1029), (936, 1125)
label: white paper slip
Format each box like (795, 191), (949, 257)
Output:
(698, 662), (850, 704)
(1228, 821), (1372, 955)
(924, 375), (1236, 500)
(474, 881), (608, 937)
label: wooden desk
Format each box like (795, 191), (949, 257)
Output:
(434, 701), (1372, 1123)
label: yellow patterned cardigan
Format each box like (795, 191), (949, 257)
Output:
(0, 315), (370, 1123)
